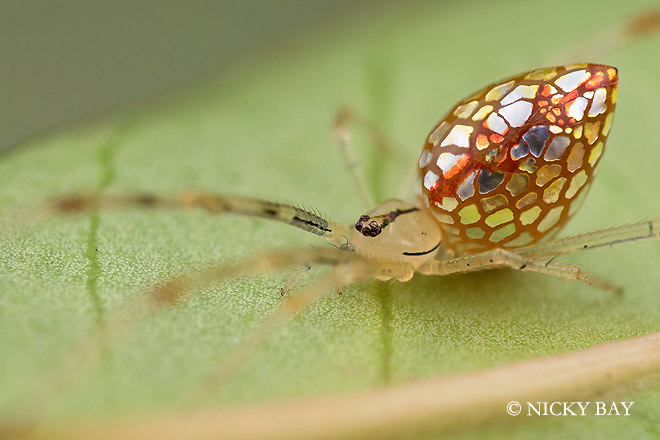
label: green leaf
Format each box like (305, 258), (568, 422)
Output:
(2, 0), (660, 437)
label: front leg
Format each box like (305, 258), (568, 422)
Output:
(417, 248), (620, 292)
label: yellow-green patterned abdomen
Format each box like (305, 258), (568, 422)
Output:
(418, 64), (618, 253)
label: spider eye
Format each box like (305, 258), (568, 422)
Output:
(355, 215), (383, 237)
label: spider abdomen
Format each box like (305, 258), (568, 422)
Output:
(418, 64), (618, 252)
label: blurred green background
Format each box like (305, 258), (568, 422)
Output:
(1, 1), (660, 439)
(0, 0), (396, 150)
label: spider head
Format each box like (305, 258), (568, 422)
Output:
(350, 199), (443, 274)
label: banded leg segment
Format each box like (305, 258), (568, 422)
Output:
(418, 248), (619, 291)
(51, 192), (350, 245)
(516, 218), (660, 260)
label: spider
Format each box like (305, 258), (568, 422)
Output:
(4, 8), (660, 439)
(23, 63), (655, 399)
(51, 63), (657, 297)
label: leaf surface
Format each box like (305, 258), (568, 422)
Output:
(1, 0), (660, 437)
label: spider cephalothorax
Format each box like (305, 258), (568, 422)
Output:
(349, 200), (443, 276)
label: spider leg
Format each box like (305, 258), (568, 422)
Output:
(548, 8), (660, 64)
(2, 193), (353, 326)
(418, 248), (620, 291)
(515, 218), (660, 260)
(277, 107), (403, 294)
(332, 107), (378, 207)
(332, 107), (418, 207)
(13, 190), (353, 297)
(396, 161), (421, 201)
(42, 191), (351, 245)
(274, 106), (403, 295)
(151, 247), (412, 406)
(280, 263), (311, 295)
(257, 108), (376, 296)
(188, 253), (413, 407)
